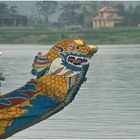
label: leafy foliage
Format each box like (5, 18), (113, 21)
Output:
(59, 2), (82, 26)
(36, 1), (58, 26)
(0, 3), (9, 16)
(0, 2), (18, 16)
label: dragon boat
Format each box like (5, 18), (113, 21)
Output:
(0, 39), (98, 138)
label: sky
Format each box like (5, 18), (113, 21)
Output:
(3, 1), (140, 15)
(1, 1), (140, 23)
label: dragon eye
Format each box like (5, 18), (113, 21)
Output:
(55, 46), (63, 52)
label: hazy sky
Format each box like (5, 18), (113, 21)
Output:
(2, 1), (140, 23)
(3, 1), (37, 15)
(3, 1), (140, 15)
(3, 1), (60, 22)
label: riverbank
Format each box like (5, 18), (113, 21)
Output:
(0, 27), (140, 45)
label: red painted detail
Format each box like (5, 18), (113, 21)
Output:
(8, 98), (25, 105)
(0, 104), (10, 108)
(22, 91), (36, 98)
(34, 59), (51, 65)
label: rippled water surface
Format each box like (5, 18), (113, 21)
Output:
(0, 44), (140, 139)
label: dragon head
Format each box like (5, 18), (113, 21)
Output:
(31, 39), (98, 77)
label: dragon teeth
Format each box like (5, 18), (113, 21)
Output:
(66, 55), (89, 67)
(68, 55), (86, 61)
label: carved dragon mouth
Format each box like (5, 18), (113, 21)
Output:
(67, 55), (89, 66)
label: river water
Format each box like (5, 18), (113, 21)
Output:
(0, 44), (140, 139)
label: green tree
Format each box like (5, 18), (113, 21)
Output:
(133, 4), (140, 23)
(59, 2), (82, 27)
(97, 1), (114, 8)
(125, 5), (134, 26)
(78, 1), (98, 27)
(36, 1), (58, 26)
(9, 6), (18, 16)
(0, 2), (9, 16)
(115, 3), (125, 16)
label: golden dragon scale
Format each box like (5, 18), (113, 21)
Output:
(0, 39), (97, 138)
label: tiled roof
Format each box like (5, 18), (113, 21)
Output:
(99, 6), (118, 12)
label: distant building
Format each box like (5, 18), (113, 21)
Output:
(0, 15), (27, 27)
(93, 6), (123, 29)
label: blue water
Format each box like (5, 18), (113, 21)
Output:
(0, 44), (140, 138)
